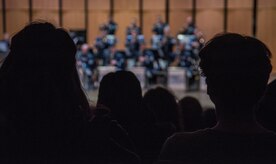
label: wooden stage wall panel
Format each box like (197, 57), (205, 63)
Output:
(6, 0), (29, 36)
(196, 0), (224, 41)
(114, 0), (139, 49)
(170, 0), (192, 9)
(33, 0), (59, 27)
(6, 0), (28, 9)
(227, 0), (252, 36)
(63, 0), (85, 30)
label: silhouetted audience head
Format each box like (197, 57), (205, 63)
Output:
(0, 21), (94, 161)
(202, 107), (217, 128)
(256, 79), (276, 132)
(158, 33), (276, 164)
(142, 86), (180, 130)
(0, 21), (90, 127)
(178, 96), (203, 131)
(199, 33), (272, 118)
(97, 71), (143, 127)
(140, 86), (178, 164)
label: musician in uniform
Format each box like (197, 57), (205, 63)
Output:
(126, 18), (141, 35)
(152, 15), (167, 35)
(161, 26), (176, 64)
(179, 16), (196, 35)
(110, 46), (127, 71)
(107, 16), (118, 35)
(76, 44), (97, 89)
(125, 29), (145, 61)
(176, 40), (199, 90)
(94, 24), (117, 66)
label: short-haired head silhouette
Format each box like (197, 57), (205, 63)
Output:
(178, 96), (203, 131)
(199, 33), (272, 129)
(142, 86), (179, 130)
(158, 33), (276, 164)
(97, 71), (143, 128)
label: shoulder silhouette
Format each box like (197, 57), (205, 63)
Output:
(256, 79), (276, 132)
(158, 33), (276, 164)
(178, 96), (203, 132)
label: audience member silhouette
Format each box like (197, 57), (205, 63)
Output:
(97, 71), (143, 131)
(97, 71), (156, 163)
(141, 86), (179, 163)
(0, 21), (140, 164)
(158, 33), (276, 164)
(202, 107), (217, 128)
(256, 79), (276, 132)
(143, 86), (180, 130)
(178, 96), (203, 132)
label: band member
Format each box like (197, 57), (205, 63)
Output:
(110, 46), (127, 71)
(94, 24), (117, 66)
(179, 16), (196, 35)
(126, 18), (141, 35)
(125, 29), (145, 60)
(76, 44), (97, 89)
(143, 49), (157, 84)
(106, 16), (118, 35)
(176, 41), (199, 90)
(152, 15), (167, 35)
(161, 26), (176, 64)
